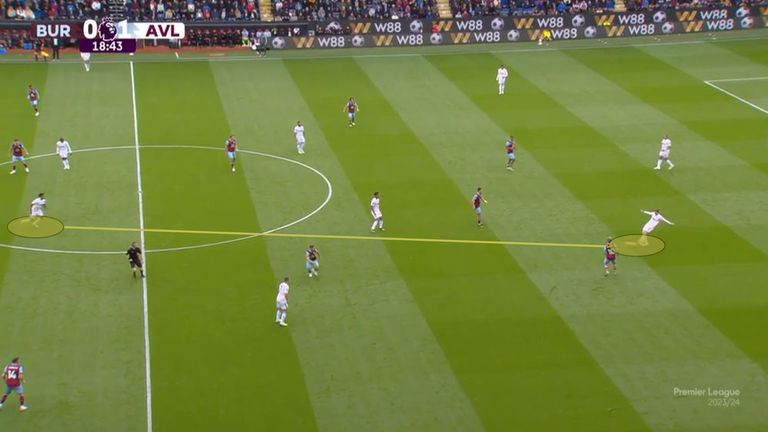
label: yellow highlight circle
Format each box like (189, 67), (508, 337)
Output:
(7, 216), (65, 239)
(612, 234), (665, 257)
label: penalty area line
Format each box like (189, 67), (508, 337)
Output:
(63, 225), (603, 249)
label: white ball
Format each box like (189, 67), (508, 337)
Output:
(740, 16), (754, 28)
(572, 14), (585, 27)
(271, 37), (286, 49)
(736, 6), (750, 18)
(506, 29), (520, 42)
(584, 26), (597, 38)
(430, 33), (443, 44)
(491, 17), (505, 31)
(410, 20), (423, 33)
(352, 35), (365, 47)
(653, 11), (667, 23)
(661, 22), (675, 34)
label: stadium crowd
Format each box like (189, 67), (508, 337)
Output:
(0, 0), (764, 49)
(2, 0), (764, 22)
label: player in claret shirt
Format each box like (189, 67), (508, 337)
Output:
(472, 187), (488, 227)
(505, 136), (516, 171)
(1, 357), (28, 412)
(225, 135), (237, 173)
(344, 97), (358, 127)
(27, 85), (40, 117)
(9, 139), (30, 175)
(305, 244), (319, 277)
(603, 237), (617, 276)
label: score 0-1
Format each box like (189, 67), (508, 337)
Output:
(79, 18), (185, 54)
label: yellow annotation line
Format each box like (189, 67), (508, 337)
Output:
(64, 225), (604, 249)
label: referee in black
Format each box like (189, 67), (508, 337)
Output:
(126, 241), (145, 278)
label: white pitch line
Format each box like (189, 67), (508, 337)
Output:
(705, 76), (768, 83)
(129, 61), (153, 432)
(704, 80), (768, 116)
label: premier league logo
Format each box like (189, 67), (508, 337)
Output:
(98, 17), (118, 41)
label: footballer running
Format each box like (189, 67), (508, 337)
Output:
(126, 241), (145, 278)
(56, 137), (73, 170)
(639, 209), (674, 245)
(225, 135), (237, 172)
(603, 237), (617, 276)
(505, 136), (516, 171)
(27, 84), (40, 117)
(654, 135), (675, 170)
(306, 245), (319, 277)
(275, 277), (290, 327)
(344, 97), (358, 127)
(370, 192), (384, 232)
(1, 357), (28, 412)
(294, 121), (306, 154)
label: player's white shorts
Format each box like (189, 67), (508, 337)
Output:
(642, 221), (658, 234)
(296, 137), (305, 144)
(497, 78), (506, 84)
(659, 151), (670, 159)
(276, 299), (288, 310)
(371, 210), (382, 219)
(29, 100), (38, 107)
(30, 209), (44, 217)
(58, 152), (70, 160)
(80, 52), (91, 62)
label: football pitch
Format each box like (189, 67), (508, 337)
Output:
(1, 30), (768, 431)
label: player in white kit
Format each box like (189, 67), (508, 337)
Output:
(275, 277), (290, 327)
(80, 52), (90, 72)
(370, 191), (384, 232)
(294, 121), (306, 154)
(56, 138), (72, 170)
(496, 65), (508, 95)
(640, 209), (673, 245)
(654, 135), (674, 170)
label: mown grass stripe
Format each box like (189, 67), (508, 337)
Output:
(133, 61), (317, 431)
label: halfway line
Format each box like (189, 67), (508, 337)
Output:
(64, 225), (603, 249)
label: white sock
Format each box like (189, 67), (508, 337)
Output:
(371, 220), (378, 230)
(280, 312), (287, 323)
(275, 310), (281, 321)
(667, 160), (674, 167)
(655, 160), (662, 169)
(378, 220), (384, 229)
(84, 64), (89, 72)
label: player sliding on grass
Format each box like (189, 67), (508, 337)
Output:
(9, 139), (30, 175)
(472, 187), (488, 227)
(344, 97), (358, 127)
(604, 237), (617, 276)
(1, 357), (28, 412)
(225, 135), (237, 173)
(654, 135), (675, 170)
(370, 192), (384, 232)
(505, 136), (516, 171)
(640, 209), (674, 246)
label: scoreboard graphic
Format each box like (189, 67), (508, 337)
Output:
(32, 18), (185, 54)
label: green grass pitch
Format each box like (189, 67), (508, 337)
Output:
(1, 30), (767, 431)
